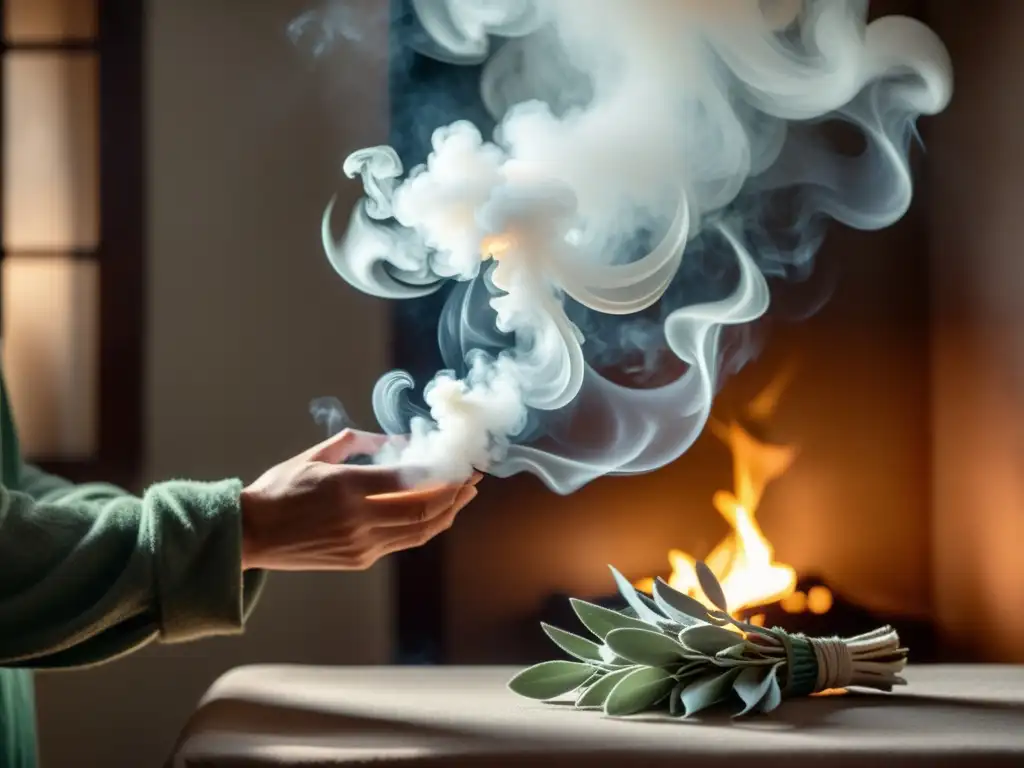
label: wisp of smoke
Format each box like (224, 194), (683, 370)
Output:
(317, 0), (952, 493)
(310, 396), (354, 437)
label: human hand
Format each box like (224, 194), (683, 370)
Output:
(239, 429), (481, 571)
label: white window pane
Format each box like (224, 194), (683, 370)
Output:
(5, 0), (97, 41)
(3, 53), (100, 251)
(2, 256), (99, 458)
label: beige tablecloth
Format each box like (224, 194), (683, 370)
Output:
(168, 664), (1024, 767)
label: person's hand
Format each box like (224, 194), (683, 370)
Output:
(239, 429), (481, 571)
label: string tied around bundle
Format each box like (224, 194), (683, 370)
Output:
(773, 625), (908, 697)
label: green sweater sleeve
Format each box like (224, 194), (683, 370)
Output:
(0, 465), (266, 669)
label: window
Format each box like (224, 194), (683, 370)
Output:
(0, 0), (144, 486)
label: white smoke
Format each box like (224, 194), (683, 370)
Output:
(320, 0), (953, 492)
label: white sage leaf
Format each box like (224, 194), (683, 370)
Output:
(717, 643), (750, 659)
(709, 609), (773, 635)
(507, 661), (594, 701)
(668, 680), (686, 717)
(609, 565), (668, 627)
(575, 666), (639, 709)
(570, 598), (651, 641)
(732, 663), (782, 716)
(604, 666), (676, 717)
(541, 623), (604, 663)
(653, 578), (712, 624)
(695, 561), (729, 614)
(757, 666), (784, 713)
(605, 627), (689, 667)
(680, 668), (742, 717)
(679, 624), (741, 656)
(599, 644), (630, 667)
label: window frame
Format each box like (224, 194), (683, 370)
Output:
(0, 0), (146, 488)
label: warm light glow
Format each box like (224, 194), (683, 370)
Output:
(480, 234), (515, 261)
(746, 360), (796, 422)
(635, 367), (827, 620)
(1, 42), (100, 461)
(810, 688), (849, 697)
(3, 52), (99, 250)
(5, 0), (98, 43)
(807, 585), (833, 614)
(2, 257), (99, 457)
(779, 585), (834, 615)
(780, 590), (807, 614)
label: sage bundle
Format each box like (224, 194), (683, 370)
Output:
(508, 562), (908, 718)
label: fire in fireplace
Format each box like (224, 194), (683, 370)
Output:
(536, 356), (939, 664)
(632, 364), (817, 626)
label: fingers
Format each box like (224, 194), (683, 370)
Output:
(273, 478), (481, 573)
(304, 429), (393, 465)
(374, 485), (478, 558)
(361, 470), (483, 525)
(334, 463), (481, 499)
(364, 483), (464, 527)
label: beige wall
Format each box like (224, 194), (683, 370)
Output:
(928, 0), (1024, 662)
(33, 1), (394, 766)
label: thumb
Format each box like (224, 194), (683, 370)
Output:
(304, 429), (391, 465)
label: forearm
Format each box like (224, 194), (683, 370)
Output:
(17, 463), (124, 505)
(0, 478), (265, 669)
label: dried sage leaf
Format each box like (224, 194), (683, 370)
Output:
(599, 643), (630, 667)
(680, 667), (742, 717)
(507, 661), (595, 701)
(604, 666), (676, 717)
(609, 565), (669, 627)
(757, 666), (784, 713)
(570, 598), (651, 641)
(679, 623), (740, 656)
(732, 663), (782, 716)
(717, 643), (750, 659)
(668, 681), (686, 717)
(541, 623), (604, 663)
(605, 627), (688, 667)
(653, 578), (712, 624)
(575, 666), (639, 709)
(695, 561), (729, 614)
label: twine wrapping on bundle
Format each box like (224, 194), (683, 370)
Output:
(779, 625), (906, 697)
(509, 563), (909, 719)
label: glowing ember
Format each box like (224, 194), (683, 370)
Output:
(636, 367), (832, 619)
(481, 234), (516, 261)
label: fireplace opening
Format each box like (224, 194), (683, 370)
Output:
(534, 362), (940, 666)
(392, 318), (940, 666)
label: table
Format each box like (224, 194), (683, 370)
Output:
(167, 664), (1024, 767)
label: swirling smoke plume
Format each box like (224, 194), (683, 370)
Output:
(313, 0), (952, 493)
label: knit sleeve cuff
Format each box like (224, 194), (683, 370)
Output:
(152, 478), (267, 643)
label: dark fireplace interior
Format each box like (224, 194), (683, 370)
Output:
(387, 0), (1024, 667)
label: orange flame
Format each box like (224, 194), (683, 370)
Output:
(636, 365), (827, 619)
